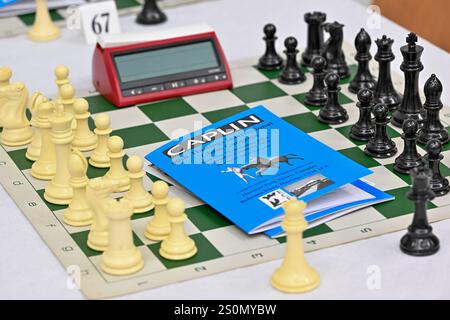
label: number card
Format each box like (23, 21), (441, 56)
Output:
(79, 1), (121, 45)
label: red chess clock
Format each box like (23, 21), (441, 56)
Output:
(92, 24), (233, 107)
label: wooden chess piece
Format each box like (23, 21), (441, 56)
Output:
(27, 0), (60, 42)
(124, 156), (154, 213)
(26, 91), (46, 161)
(301, 11), (326, 67)
(145, 180), (170, 241)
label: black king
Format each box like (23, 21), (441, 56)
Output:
(391, 33), (424, 127)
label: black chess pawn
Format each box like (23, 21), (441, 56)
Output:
(136, 0), (167, 25)
(364, 103), (397, 158)
(318, 72), (348, 124)
(257, 24), (284, 71)
(392, 33), (424, 127)
(418, 74), (449, 145)
(301, 11), (326, 67)
(394, 119), (422, 174)
(423, 139), (450, 196)
(400, 166), (439, 256)
(321, 21), (350, 79)
(350, 88), (375, 141)
(348, 28), (376, 94)
(278, 37), (306, 85)
(373, 35), (402, 111)
(304, 56), (328, 106)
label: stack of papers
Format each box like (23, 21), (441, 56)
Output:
(0, 0), (85, 18)
(145, 106), (394, 238)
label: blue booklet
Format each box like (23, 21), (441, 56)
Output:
(145, 106), (391, 234)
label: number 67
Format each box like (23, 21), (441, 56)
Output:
(91, 13), (110, 34)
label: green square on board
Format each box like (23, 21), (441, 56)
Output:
(338, 147), (380, 168)
(186, 205), (232, 232)
(85, 95), (118, 114)
(293, 92), (354, 111)
(19, 9), (63, 26)
(36, 189), (67, 212)
(148, 233), (223, 269)
(115, 0), (140, 9)
(283, 112), (331, 133)
(339, 64), (358, 85)
(112, 123), (169, 149)
(335, 125), (401, 147)
(7, 148), (33, 171)
(231, 82), (287, 103)
(202, 105), (249, 123)
(139, 98), (198, 122)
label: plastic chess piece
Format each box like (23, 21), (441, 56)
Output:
(86, 177), (117, 252)
(348, 28), (376, 94)
(160, 197), (197, 260)
(364, 103), (397, 158)
(0, 67), (12, 128)
(271, 199), (320, 293)
(257, 23), (284, 71)
(25, 91), (46, 161)
(400, 166), (439, 256)
(278, 37), (306, 85)
(31, 100), (56, 180)
(103, 136), (130, 192)
(124, 156), (154, 213)
(136, 0), (167, 25)
(101, 197), (144, 276)
(423, 140), (449, 196)
(394, 119), (422, 174)
(318, 72), (348, 124)
(27, 0), (60, 42)
(145, 180), (170, 240)
(63, 149), (94, 226)
(417, 74), (449, 145)
(44, 103), (74, 205)
(304, 56), (328, 106)
(0, 82), (33, 146)
(301, 12), (326, 67)
(59, 83), (76, 131)
(72, 98), (97, 151)
(89, 113), (112, 168)
(350, 88), (375, 141)
(373, 35), (402, 111)
(392, 33), (424, 127)
(321, 21), (350, 79)
(54, 64), (70, 100)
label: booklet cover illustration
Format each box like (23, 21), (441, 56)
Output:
(146, 105), (392, 234)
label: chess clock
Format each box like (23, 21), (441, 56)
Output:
(92, 24), (233, 107)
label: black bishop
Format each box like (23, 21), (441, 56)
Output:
(349, 28), (376, 94)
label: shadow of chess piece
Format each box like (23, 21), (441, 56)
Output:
(318, 72), (348, 124)
(392, 33), (424, 128)
(400, 166), (439, 256)
(304, 56), (328, 106)
(321, 21), (350, 79)
(423, 140), (450, 196)
(350, 88), (374, 141)
(301, 11), (326, 67)
(364, 103), (397, 158)
(348, 28), (376, 94)
(257, 23), (284, 71)
(418, 74), (449, 145)
(394, 119), (422, 174)
(136, 0), (167, 25)
(278, 37), (306, 85)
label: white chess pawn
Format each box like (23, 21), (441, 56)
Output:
(43, 103), (73, 205)
(103, 136), (130, 192)
(89, 113), (112, 168)
(145, 180), (170, 241)
(0, 82), (33, 146)
(27, 0), (60, 42)
(25, 91), (46, 161)
(124, 156), (154, 213)
(86, 177), (117, 252)
(72, 98), (97, 151)
(54, 64), (69, 100)
(31, 100), (56, 180)
(63, 149), (94, 226)
(160, 197), (197, 260)
(59, 83), (76, 131)
(101, 197), (144, 276)
(0, 67), (12, 128)
(271, 199), (320, 293)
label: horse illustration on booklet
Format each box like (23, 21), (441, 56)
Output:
(221, 154), (304, 183)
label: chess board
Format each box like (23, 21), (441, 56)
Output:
(0, 0), (203, 38)
(1, 44), (449, 299)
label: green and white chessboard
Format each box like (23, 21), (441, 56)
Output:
(1, 45), (449, 299)
(0, 0), (203, 38)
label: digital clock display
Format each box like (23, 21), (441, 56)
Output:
(114, 40), (220, 83)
